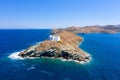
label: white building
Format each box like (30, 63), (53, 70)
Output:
(48, 35), (60, 41)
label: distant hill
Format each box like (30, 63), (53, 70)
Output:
(63, 25), (120, 34)
(101, 25), (120, 32)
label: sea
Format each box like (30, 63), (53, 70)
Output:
(0, 29), (120, 80)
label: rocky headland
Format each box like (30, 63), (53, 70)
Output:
(18, 30), (90, 63)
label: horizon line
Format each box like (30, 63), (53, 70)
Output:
(0, 24), (120, 29)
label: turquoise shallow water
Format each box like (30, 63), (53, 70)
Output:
(0, 30), (120, 80)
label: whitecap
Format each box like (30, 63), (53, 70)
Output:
(8, 41), (43, 60)
(8, 51), (23, 60)
(40, 70), (52, 75)
(27, 66), (35, 70)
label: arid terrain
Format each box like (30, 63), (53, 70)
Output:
(18, 30), (90, 63)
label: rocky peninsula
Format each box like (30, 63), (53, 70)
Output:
(18, 30), (90, 63)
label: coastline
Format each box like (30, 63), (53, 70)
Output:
(8, 38), (91, 64)
(8, 51), (91, 64)
(9, 30), (91, 64)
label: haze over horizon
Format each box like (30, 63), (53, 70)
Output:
(0, 0), (120, 29)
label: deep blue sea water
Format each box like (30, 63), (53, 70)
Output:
(0, 29), (120, 80)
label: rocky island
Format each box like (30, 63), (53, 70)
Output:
(18, 29), (90, 63)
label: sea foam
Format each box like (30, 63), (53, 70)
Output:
(27, 66), (35, 70)
(8, 41), (43, 60)
(8, 51), (24, 60)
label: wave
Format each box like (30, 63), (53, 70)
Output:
(40, 70), (53, 75)
(8, 51), (24, 60)
(27, 66), (35, 70)
(8, 41), (43, 60)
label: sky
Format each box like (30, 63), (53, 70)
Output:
(0, 0), (120, 29)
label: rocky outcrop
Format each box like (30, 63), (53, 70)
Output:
(18, 30), (90, 62)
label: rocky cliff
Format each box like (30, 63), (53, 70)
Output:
(18, 30), (90, 63)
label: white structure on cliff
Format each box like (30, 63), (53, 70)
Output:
(49, 35), (60, 41)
